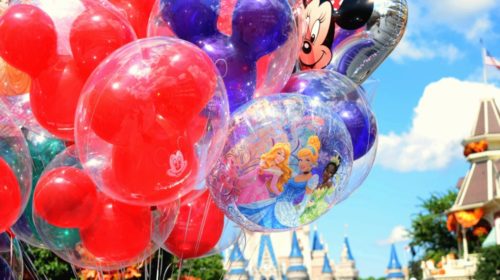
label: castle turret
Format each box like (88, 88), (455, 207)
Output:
(386, 244), (404, 280)
(310, 226), (326, 279)
(334, 237), (359, 280)
(254, 234), (281, 279)
(226, 243), (249, 280)
(286, 231), (309, 280)
(321, 254), (334, 280)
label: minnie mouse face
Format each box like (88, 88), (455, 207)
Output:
(299, 0), (374, 70)
(299, 0), (335, 70)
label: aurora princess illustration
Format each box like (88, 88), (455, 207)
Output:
(237, 136), (321, 229)
(236, 143), (293, 204)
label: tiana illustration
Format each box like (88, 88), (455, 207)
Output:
(318, 155), (341, 189)
(237, 143), (292, 204)
(300, 155), (342, 224)
(238, 136), (321, 229)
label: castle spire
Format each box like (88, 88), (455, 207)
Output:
(286, 231), (308, 280)
(226, 243), (249, 280)
(312, 226), (324, 251)
(386, 244), (404, 280)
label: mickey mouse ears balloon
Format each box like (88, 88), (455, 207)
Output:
(298, 0), (408, 84)
(208, 94), (353, 232)
(75, 37), (229, 206)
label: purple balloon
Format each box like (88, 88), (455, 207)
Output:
(0, 257), (14, 280)
(282, 69), (377, 160)
(159, 0), (294, 112)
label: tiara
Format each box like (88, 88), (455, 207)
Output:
(330, 154), (341, 166)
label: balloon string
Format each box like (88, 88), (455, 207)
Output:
(162, 262), (173, 280)
(176, 259), (183, 280)
(20, 242), (47, 280)
(155, 249), (161, 280)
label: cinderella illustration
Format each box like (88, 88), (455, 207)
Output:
(238, 136), (321, 229)
(236, 143), (292, 204)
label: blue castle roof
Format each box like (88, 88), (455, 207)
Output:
(258, 234), (278, 268)
(290, 231), (303, 258)
(344, 237), (354, 261)
(229, 242), (245, 262)
(386, 244), (405, 279)
(322, 254), (333, 274)
(387, 244), (402, 270)
(312, 227), (324, 251)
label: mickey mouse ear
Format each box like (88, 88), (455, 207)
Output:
(336, 0), (374, 30)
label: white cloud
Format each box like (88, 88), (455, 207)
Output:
(427, 0), (497, 24)
(391, 36), (461, 63)
(378, 226), (410, 245)
(466, 17), (493, 41)
(376, 78), (500, 172)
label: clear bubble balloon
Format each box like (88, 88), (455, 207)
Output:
(203, 218), (243, 257)
(0, 0), (137, 140)
(0, 106), (32, 233)
(0, 233), (23, 280)
(208, 94), (353, 232)
(32, 146), (178, 270)
(149, 0), (299, 112)
(11, 128), (66, 248)
(75, 37), (229, 206)
(282, 69), (377, 199)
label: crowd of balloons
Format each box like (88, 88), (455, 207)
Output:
(0, 0), (407, 278)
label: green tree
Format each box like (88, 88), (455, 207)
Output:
(172, 255), (225, 280)
(26, 246), (75, 280)
(408, 190), (457, 278)
(475, 245), (500, 280)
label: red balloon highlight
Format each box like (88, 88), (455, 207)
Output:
(0, 4), (57, 77)
(80, 196), (152, 262)
(70, 4), (136, 76)
(164, 191), (224, 259)
(0, 157), (21, 233)
(108, 0), (155, 38)
(33, 166), (99, 229)
(30, 56), (86, 140)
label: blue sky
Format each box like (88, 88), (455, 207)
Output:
(313, 0), (500, 277)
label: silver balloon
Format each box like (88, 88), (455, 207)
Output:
(330, 0), (408, 84)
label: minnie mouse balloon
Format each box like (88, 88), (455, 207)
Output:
(149, 0), (298, 112)
(33, 146), (178, 269)
(0, 0), (137, 140)
(75, 37), (229, 206)
(208, 94), (352, 232)
(297, 0), (408, 84)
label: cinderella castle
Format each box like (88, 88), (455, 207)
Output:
(224, 225), (360, 280)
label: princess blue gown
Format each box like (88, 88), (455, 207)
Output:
(238, 175), (318, 229)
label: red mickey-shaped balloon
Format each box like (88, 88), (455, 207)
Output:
(163, 190), (224, 259)
(30, 56), (87, 140)
(0, 4), (57, 77)
(33, 166), (99, 229)
(103, 134), (198, 205)
(0, 157), (22, 233)
(70, 2), (136, 76)
(80, 195), (152, 262)
(108, 0), (155, 38)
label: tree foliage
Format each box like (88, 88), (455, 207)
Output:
(475, 245), (500, 280)
(172, 255), (225, 280)
(27, 246), (75, 280)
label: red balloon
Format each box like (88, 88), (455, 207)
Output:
(108, 0), (155, 38)
(70, 3), (136, 76)
(0, 4), (57, 77)
(87, 44), (217, 145)
(164, 191), (224, 259)
(30, 56), (86, 140)
(33, 166), (99, 229)
(80, 196), (152, 262)
(0, 157), (21, 233)
(103, 135), (198, 205)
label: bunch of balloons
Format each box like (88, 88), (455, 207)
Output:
(0, 0), (407, 277)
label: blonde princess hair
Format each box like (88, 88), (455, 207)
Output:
(297, 135), (321, 164)
(260, 142), (293, 192)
